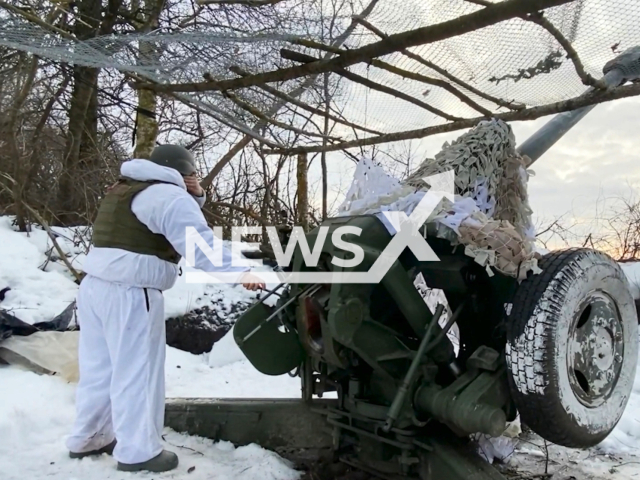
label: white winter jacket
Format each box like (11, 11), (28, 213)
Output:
(81, 159), (250, 291)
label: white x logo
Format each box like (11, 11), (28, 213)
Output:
(365, 171), (455, 282)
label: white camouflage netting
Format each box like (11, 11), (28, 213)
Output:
(338, 119), (541, 280)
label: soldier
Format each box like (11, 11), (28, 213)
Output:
(65, 145), (264, 472)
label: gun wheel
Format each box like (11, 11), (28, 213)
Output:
(506, 248), (638, 448)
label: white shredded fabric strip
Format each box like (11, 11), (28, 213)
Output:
(337, 119), (541, 280)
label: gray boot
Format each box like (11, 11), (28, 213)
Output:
(117, 450), (179, 473)
(69, 439), (117, 459)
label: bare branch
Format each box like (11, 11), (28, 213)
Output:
(202, 208), (233, 228)
(201, 137), (253, 189)
(0, 174), (83, 283)
(221, 90), (343, 140)
(199, 0), (381, 188)
(211, 201), (270, 224)
(263, 81), (640, 154)
(134, 0), (572, 93)
(147, 85), (284, 147)
(527, 11), (599, 87)
(353, 17), (525, 111)
(24, 203), (84, 283)
(0, 1), (76, 40)
(229, 66), (383, 135)
(280, 48), (463, 121)
(292, 34), (519, 114)
(197, 0), (285, 5)
(464, 0), (598, 87)
(368, 59), (493, 115)
(31, 11), (274, 151)
(333, 70), (461, 122)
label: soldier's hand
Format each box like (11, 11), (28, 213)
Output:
(240, 272), (265, 291)
(184, 174), (204, 197)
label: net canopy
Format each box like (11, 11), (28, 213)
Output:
(0, 0), (639, 152)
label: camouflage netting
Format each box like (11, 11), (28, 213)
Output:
(0, 0), (639, 150)
(338, 119), (541, 280)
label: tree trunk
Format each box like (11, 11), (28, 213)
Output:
(57, 0), (102, 225)
(1, 54), (39, 231)
(296, 152), (308, 231)
(133, 88), (159, 159)
(320, 73), (331, 220)
(133, 0), (165, 158)
(58, 68), (99, 224)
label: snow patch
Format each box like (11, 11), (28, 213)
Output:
(0, 367), (300, 480)
(206, 329), (247, 368)
(0, 217), (78, 325)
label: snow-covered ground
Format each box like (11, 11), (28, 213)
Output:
(0, 217), (302, 480)
(1, 215), (640, 479)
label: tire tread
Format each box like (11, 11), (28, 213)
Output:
(506, 247), (630, 447)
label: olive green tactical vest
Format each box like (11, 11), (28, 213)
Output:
(92, 178), (181, 264)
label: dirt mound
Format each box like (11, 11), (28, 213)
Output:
(165, 301), (251, 355)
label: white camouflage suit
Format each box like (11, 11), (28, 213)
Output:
(65, 159), (249, 464)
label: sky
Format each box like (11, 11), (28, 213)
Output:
(509, 96), (640, 236)
(290, 0), (640, 246)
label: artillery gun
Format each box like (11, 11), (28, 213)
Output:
(166, 47), (640, 479)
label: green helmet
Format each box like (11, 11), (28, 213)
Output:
(149, 144), (196, 176)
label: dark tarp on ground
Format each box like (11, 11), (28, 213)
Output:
(0, 300), (77, 341)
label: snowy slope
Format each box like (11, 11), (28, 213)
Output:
(0, 217), (79, 325)
(1, 215), (640, 479)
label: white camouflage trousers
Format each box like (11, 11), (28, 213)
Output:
(66, 274), (166, 464)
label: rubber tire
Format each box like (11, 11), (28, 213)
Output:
(505, 248), (638, 448)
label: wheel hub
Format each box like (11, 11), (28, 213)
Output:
(568, 291), (624, 408)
